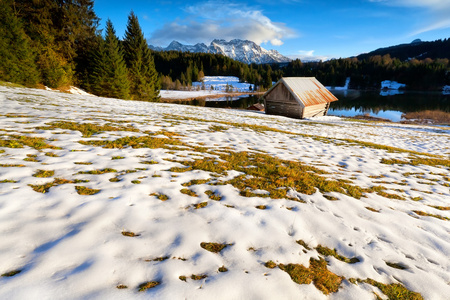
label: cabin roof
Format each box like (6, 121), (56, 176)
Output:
(264, 77), (338, 107)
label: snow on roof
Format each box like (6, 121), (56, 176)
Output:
(265, 77), (338, 106)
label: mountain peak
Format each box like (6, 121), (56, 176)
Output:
(150, 39), (291, 64)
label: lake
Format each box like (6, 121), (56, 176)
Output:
(328, 90), (450, 122)
(173, 90), (449, 122)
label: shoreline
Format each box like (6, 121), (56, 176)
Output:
(160, 92), (264, 102)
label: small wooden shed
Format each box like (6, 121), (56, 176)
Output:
(263, 77), (338, 119)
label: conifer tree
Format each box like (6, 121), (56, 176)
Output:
(0, 0), (39, 86)
(123, 12), (160, 101)
(91, 20), (130, 99)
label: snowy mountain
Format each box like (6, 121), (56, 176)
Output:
(150, 39), (291, 64)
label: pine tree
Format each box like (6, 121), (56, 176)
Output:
(0, 0), (39, 86)
(91, 20), (130, 99)
(123, 12), (160, 101)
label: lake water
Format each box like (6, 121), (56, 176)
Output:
(328, 90), (450, 122)
(176, 90), (449, 122)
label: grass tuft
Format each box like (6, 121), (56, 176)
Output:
(413, 210), (449, 221)
(180, 188), (198, 197)
(1, 270), (22, 277)
(264, 260), (277, 269)
(191, 274), (207, 280)
(362, 278), (423, 300)
(0, 135), (59, 150)
(116, 284), (128, 289)
(32, 169), (54, 178)
(218, 266), (228, 272)
(279, 258), (344, 295)
(193, 202), (208, 209)
(122, 231), (140, 237)
(205, 190), (223, 201)
(137, 281), (160, 292)
(316, 245), (360, 264)
(75, 186), (100, 195)
(77, 168), (117, 175)
(150, 193), (169, 201)
(200, 242), (230, 253)
(37, 121), (139, 137)
(0, 179), (18, 183)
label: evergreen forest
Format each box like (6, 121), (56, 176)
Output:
(0, 0), (449, 100)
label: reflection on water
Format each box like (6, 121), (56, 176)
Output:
(329, 90), (449, 121)
(166, 94), (262, 109)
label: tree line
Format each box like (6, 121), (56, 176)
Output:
(0, 0), (159, 101)
(0, 0), (448, 98)
(281, 55), (450, 91)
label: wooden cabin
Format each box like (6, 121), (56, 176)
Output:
(263, 77), (338, 119)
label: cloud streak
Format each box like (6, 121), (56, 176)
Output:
(149, 0), (296, 47)
(369, 0), (450, 34)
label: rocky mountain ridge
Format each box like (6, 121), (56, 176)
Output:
(150, 39), (291, 64)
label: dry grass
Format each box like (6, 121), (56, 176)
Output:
(173, 151), (371, 200)
(111, 156), (125, 160)
(24, 154), (39, 162)
(79, 135), (186, 149)
(315, 245), (360, 264)
(361, 278), (423, 300)
(180, 188), (198, 197)
(29, 178), (87, 193)
(1, 270), (22, 277)
(265, 260), (277, 269)
(278, 258), (344, 295)
(204, 190), (223, 201)
(32, 169), (54, 178)
(402, 110), (450, 125)
(381, 157), (450, 168)
(0, 135), (60, 150)
(116, 284), (128, 289)
(413, 210), (449, 221)
(75, 186), (100, 195)
(0, 179), (18, 183)
(218, 266), (228, 272)
(150, 193), (169, 201)
(296, 240), (312, 250)
(190, 274), (207, 280)
(0, 164), (26, 167)
(200, 242), (230, 253)
(137, 281), (160, 292)
(193, 202), (208, 209)
(122, 231), (140, 237)
(76, 168), (117, 175)
(37, 121), (139, 137)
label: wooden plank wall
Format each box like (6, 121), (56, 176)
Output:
(303, 103), (328, 118)
(265, 84), (303, 118)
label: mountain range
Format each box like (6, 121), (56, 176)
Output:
(149, 39), (291, 64)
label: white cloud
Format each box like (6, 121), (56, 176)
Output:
(149, 0), (296, 47)
(369, 0), (450, 34)
(288, 50), (333, 62)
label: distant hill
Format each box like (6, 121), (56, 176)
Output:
(357, 38), (450, 61)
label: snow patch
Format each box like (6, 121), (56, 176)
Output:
(381, 80), (406, 90)
(443, 85), (450, 95)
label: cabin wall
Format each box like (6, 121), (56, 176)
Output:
(302, 103), (328, 118)
(264, 84), (303, 118)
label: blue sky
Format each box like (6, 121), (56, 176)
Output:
(94, 0), (450, 61)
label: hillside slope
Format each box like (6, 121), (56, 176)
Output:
(1, 86), (449, 299)
(357, 38), (450, 61)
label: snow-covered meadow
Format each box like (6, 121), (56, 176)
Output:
(0, 85), (449, 299)
(160, 76), (253, 100)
